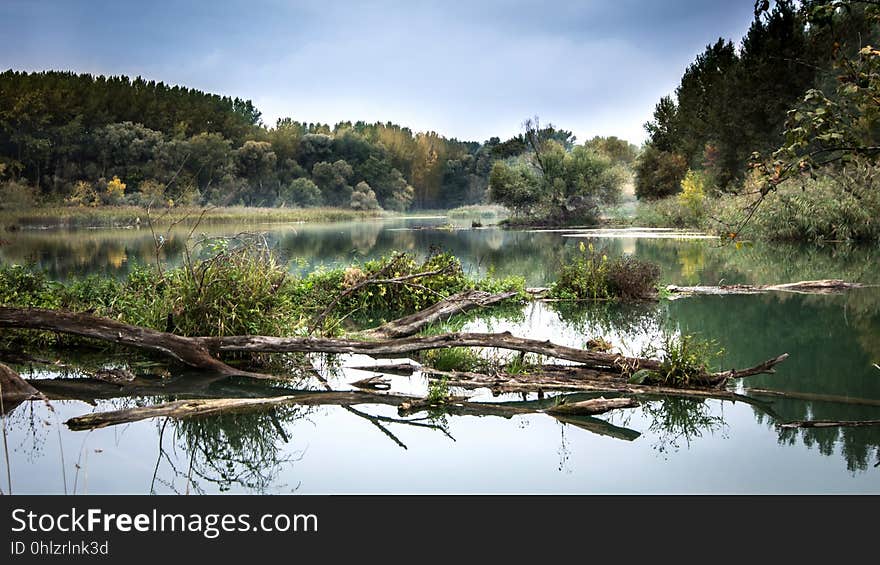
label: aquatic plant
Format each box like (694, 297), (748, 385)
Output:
(549, 242), (661, 301)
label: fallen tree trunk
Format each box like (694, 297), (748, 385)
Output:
(363, 289), (519, 339)
(0, 307), (269, 379)
(744, 387), (880, 408)
(62, 391), (533, 431)
(199, 331), (665, 373)
(0, 306), (788, 389)
(420, 366), (786, 415)
(63, 389), (644, 435)
(544, 397), (638, 416)
(666, 279), (867, 297)
(778, 419), (880, 429)
(0, 362), (43, 414)
(0, 362), (44, 414)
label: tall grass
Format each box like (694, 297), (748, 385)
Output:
(549, 242), (661, 301)
(0, 245), (526, 344)
(0, 205), (386, 229)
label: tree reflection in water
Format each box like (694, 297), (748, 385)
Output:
(641, 397), (728, 455)
(153, 405), (308, 494)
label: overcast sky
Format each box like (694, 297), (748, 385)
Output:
(0, 0), (758, 144)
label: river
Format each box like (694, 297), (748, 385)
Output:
(1, 216), (879, 493)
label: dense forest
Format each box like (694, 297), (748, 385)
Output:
(633, 0), (880, 243)
(637, 0), (879, 198)
(0, 70), (635, 213)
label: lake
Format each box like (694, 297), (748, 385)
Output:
(1, 216), (879, 493)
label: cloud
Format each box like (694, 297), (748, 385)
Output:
(0, 0), (757, 144)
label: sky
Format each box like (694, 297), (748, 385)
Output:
(0, 0), (759, 145)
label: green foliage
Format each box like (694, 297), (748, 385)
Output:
(640, 333), (724, 387)
(489, 119), (624, 225)
(426, 377), (451, 404)
(0, 245), (525, 346)
(279, 177), (323, 207)
(165, 239), (299, 337)
(551, 241), (612, 300)
(634, 196), (705, 229)
(0, 264), (61, 308)
(713, 161), (880, 242)
(350, 181), (381, 211)
(424, 348), (487, 372)
(634, 146), (688, 200)
(550, 242), (661, 301)
(641, 1), (877, 193)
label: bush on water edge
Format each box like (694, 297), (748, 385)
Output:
(0, 244), (527, 347)
(549, 241), (661, 301)
(634, 163), (880, 244)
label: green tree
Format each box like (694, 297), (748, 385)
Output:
(350, 181), (381, 210)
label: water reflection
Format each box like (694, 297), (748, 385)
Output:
(157, 406), (308, 494)
(2, 220), (880, 491)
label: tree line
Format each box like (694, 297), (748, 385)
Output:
(636, 0), (879, 200)
(0, 70), (635, 213)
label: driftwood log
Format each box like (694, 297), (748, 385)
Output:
(63, 389), (642, 432)
(364, 289), (519, 339)
(0, 304), (788, 392)
(0, 362), (43, 413)
(0, 307), (269, 379)
(777, 419), (880, 429)
(544, 397), (639, 416)
(666, 279), (867, 297)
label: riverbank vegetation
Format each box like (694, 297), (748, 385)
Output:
(0, 204), (385, 229)
(633, 1), (880, 243)
(549, 242), (661, 301)
(0, 242), (527, 347)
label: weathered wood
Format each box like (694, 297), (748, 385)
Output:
(0, 306), (788, 390)
(64, 391), (541, 431)
(199, 331), (664, 373)
(422, 356), (789, 395)
(0, 307), (269, 379)
(744, 387), (880, 408)
(364, 289), (519, 339)
(778, 419), (880, 429)
(667, 279), (867, 297)
(544, 397), (639, 416)
(551, 414), (641, 441)
(350, 375), (392, 390)
(0, 362), (42, 402)
(346, 362), (419, 375)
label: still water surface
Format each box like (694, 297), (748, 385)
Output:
(2, 217), (879, 493)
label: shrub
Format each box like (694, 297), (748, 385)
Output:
(635, 333), (724, 387)
(551, 241), (612, 300)
(67, 180), (100, 207)
(678, 169), (707, 219)
(279, 178), (323, 207)
(0, 180), (38, 210)
(606, 256), (662, 300)
(634, 146), (688, 200)
(165, 238), (299, 337)
(104, 176), (126, 204)
(712, 161), (880, 243)
(135, 180), (166, 207)
(550, 242), (661, 301)
(634, 197), (701, 228)
(350, 181), (381, 211)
